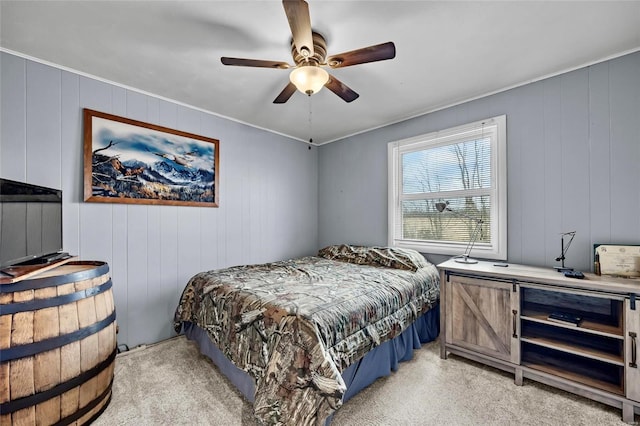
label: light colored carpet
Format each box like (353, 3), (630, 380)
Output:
(93, 336), (634, 425)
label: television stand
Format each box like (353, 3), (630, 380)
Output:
(0, 255), (76, 284)
(438, 259), (640, 423)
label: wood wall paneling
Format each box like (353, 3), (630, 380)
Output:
(318, 51), (640, 272)
(26, 61), (61, 188)
(126, 205), (149, 346)
(516, 82), (546, 267)
(560, 68), (591, 269)
(609, 53), (640, 240)
(1, 53), (26, 180)
(160, 206), (179, 340)
(111, 204), (129, 345)
(587, 61), (612, 248)
(3, 49), (636, 345)
(60, 72), (81, 257)
(502, 86), (526, 264)
(542, 77), (564, 268)
(1, 52), (317, 347)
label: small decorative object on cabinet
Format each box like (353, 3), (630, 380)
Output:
(0, 261), (116, 425)
(438, 259), (640, 423)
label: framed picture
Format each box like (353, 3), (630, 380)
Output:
(83, 109), (219, 207)
(594, 244), (640, 278)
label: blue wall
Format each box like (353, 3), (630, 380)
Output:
(0, 52), (319, 347)
(319, 51), (640, 271)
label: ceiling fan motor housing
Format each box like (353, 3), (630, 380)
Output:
(291, 31), (328, 66)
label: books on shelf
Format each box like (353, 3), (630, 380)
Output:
(547, 311), (582, 327)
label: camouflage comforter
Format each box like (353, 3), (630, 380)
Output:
(174, 246), (439, 425)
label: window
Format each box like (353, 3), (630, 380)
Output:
(388, 115), (507, 259)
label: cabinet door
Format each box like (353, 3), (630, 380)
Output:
(446, 275), (519, 363)
(626, 298), (640, 402)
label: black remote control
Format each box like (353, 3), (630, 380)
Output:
(564, 270), (584, 279)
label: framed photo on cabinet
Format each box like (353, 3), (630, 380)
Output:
(83, 109), (219, 207)
(595, 244), (640, 278)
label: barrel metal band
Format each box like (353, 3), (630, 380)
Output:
(76, 389), (113, 426)
(0, 262), (109, 293)
(0, 310), (116, 362)
(1, 280), (112, 315)
(56, 381), (113, 426)
(55, 378), (113, 426)
(0, 347), (116, 414)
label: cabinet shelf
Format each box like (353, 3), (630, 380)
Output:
(521, 341), (625, 395)
(520, 286), (624, 339)
(520, 336), (624, 366)
(524, 362), (624, 396)
(521, 310), (624, 339)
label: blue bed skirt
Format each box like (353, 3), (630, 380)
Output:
(183, 302), (439, 420)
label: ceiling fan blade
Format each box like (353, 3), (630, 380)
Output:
(273, 82), (297, 104)
(221, 57), (290, 69)
(325, 74), (359, 103)
(326, 42), (396, 68)
(282, 0), (314, 58)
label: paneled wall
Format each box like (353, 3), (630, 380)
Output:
(318, 51), (640, 271)
(0, 52), (318, 347)
(3, 49), (638, 346)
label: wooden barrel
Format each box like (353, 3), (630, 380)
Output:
(0, 261), (116, 426)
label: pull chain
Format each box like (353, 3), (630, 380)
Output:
(308, 95), (313, 145)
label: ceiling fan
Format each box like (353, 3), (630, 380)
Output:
(221, 0), (396, 104)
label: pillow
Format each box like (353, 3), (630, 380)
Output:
(317, 244), (431, 272)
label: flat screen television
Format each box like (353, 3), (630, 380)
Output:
(0, 178), (64, 268)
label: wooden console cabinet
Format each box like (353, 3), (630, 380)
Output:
(438, 259), (640, 423)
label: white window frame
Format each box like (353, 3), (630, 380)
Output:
(387, 115), (507, 260)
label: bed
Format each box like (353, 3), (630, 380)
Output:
(173, 244), (440, 425)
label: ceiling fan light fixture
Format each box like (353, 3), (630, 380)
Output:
(221, 1), (395, 103)
(289, 65), (329, 95)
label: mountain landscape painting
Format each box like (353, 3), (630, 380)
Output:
(83, 109), (219, 207)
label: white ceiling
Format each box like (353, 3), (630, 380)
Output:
(1, 1), (639, 144)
